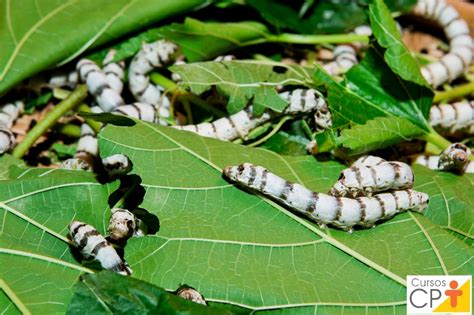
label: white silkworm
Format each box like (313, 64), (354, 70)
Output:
(175, 285), (207, 306)
(174, 88), (330, 141)
(413, 0), (473, 87)
(415, 143), (474, 174)
(108, 208), (143, 241)
(68, 221), (132, 275)
(101, 154), (133, 178)
(330, 161), (414, 197)
(128, 40), (178, 125)
(429, 101), (474, 135)
(49, 69), (79, 88)
(224, 163), (429, 231)
(323, 45), (358, 76)
(103, 50), (125, 94)
(352, 155), (386, 167)
(112, 102), (159, 123)
(0, 101), (24, 154)
(77, 59), (124, 112)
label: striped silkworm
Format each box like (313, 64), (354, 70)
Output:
(175, 285), (207, 306)
(112, 102), (159, 124)
(429, 101), (474, 135)
(330, 161), (414, 197)
(128, 40), (178, 125)
(103, 49), (125, 94)
(415, 142), (474, 174)
(49, 69), (79, 88)
(323, 45), (358, 76)
(413, 0), (473, 87)
(0, 101), (24, 154)
(108, 208), (144, 242)
(68, 221), (132, 275)
(223, 163), (429, 231)
(101, 154), (133, 179)
(77, 59), (125, 112)
(174, 88), (330, 141)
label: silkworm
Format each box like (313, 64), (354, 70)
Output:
(330, 161), (414, 198)
(415, 142), (474, 174)
(77, 59), (124, 112)
(103, 49), (125, 94)
(323, 45), (358, 76)
(49, 69), (79, 88)
(112, 102), (159, 123)
(429, 101), (474, 135)
(101, 154), (133, 178)
(108, 208), (143, 242)
(68, 221), (132, 275)
(175, 285), (207, 305)
(128, 40), (178, 125)
(413, 0), (473, 87)
(0, 101), (24, 154)
(174, 88), (330, 141)
(223, 163), (429, 231)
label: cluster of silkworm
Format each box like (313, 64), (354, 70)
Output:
(68, 207), (144, 275)
(223, 158), (428, 232)
(413, 0), (473, 87)
(415, 142), (474, 174)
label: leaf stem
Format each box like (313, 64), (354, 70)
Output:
(422, 129), (451, 152)
(433, 81), (474, 103)
(244, 33), (369, 46)
(12, 85), (88, 159)
(53, 123), (81, 138)
(247, 116), (292, 147)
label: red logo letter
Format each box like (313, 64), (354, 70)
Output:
(445, 280), (463, 307)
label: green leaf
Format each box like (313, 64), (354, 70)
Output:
(337, 116), (424, 155)
(246, 0), (417, 35)
(96, 120), (472, 313)
(368, 0), (428, 86)
(0, 0), (208, 95)
(171, 60), (313, 114)
(67, 271), (231, 315)
(158, 18), (270, 62)
(24, 92), (52, 114)
(259, 131), (309, 156)
(0, 155), (25, 181)
(413, 165), (474, 240)
(0, 169), (118, 313)
(315, 46), (433, 133)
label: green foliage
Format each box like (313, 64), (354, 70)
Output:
(171, 60), (313, 114)
(67, 271), (230, 314)
(368, 0), (428, 86)
(260, 131), (309, 156)
(24, 92), (52, 114)
(95, 120), (472, 312)
(158, 18), (270, 62)
(246, 0), (417, 34)
(0, 155), (25, 181)
(0, 0), (208, 95)
(337, 116), (424, 155)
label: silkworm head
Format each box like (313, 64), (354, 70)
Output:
(415, 192), (430, 212)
